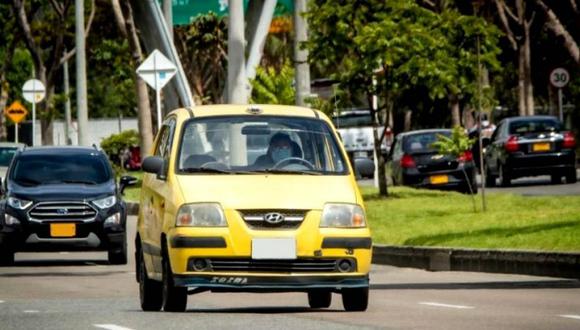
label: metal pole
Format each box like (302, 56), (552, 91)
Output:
(154, 54), (162, 130)
(372, 76), (379, 188)
(246, 0), (277, 82)
(32, 98), (36, 146)
(294, 0), (311, 106)
(227, 0), (248, 104)
(63, 51), (72, 145)
(75, 0), (89, 146)
(558, 88), (563, 122)
(15, 124), (18, 143)
(162, 0), (173, 40)
(477, 36), (486, 212)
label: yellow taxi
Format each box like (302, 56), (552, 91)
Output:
(136, 105), (372, 312)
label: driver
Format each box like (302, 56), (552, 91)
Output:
(253, 132), (300, 168)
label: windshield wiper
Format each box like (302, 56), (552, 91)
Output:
(252, 169), (322, 175)
(181, 167), (232, 174)
(15, 178), (42, 186)
(60, 180), (97, 185)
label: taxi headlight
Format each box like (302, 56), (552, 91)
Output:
(7, 197), (32, 210)
(176, 203), (226, 227)
(320, 203), (366, 228)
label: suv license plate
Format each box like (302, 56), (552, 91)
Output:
(430, 175), (449, 185)
(50, 223), (76, 237)
(532, 143), (550, 152)
(252, 238), (296, 260)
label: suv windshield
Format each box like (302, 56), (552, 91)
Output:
(11, 153), (111, 186)
(0, 147), (18, 166)
(403, 131), (451, 154)
(178, 116), (348, 175)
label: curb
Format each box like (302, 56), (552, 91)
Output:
(373, 245), (580, 279)
(125, 202), (580, 279)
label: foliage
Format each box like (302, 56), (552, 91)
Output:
(100, 129), (140, 166)
(250, 61), (295, 105)
(432, 126), (475, 158)
(362, 186), (580, 251)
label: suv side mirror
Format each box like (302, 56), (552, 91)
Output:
(142, 156), (167, 180)
(119, 175), (138, 195)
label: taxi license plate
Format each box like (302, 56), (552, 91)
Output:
(532, 143), (550, 152)
(252, 238), (296, 260)
(50, 223), (76, 237)
(430, 175), (449, 185)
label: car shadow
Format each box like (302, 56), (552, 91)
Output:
(127, 306), (343, 314)
(370, 279), (580, 290)
(3, 259), (111, 267)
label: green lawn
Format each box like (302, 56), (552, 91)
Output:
(120, 171), (143, 203)
(363, 186), (580, 252)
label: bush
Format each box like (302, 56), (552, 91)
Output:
(100, 130), (140, 168)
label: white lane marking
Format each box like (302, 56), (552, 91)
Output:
(419, 302), (475, 309)
(59, 252), (70, 254)
(94, 324), (135, 330)
(23, 310), (39, 313)
(0, 300), (5, 303)
(560, 315), (580, 320)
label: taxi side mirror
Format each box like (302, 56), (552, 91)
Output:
(142, 156), (167, 180)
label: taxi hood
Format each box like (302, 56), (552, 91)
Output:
(175, 174), (357, 210)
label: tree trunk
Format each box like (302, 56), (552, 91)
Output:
(404, 110), (412, 131)
(536, 0), (579, 64)
(116, 0), (154, 158)
(370, 93), (388, 197)
(450, 94), (461, 126)
(0, 85), (8, 142)
(517, 46), (526, 116)
(523, 21), (534, 116)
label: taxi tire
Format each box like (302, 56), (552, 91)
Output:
(308, 290), (332, 308)
(139, 252), (163, 311)
(162, 256), (187, 312)
(342, 287), (369, 312)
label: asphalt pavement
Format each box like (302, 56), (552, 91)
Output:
(1, 216), (580, 330)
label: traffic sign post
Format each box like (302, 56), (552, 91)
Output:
(22, 79), (46, 146)
(4, 101), (29, 143)
(136, 50), (177, 130)
(549, 68), (569, 122)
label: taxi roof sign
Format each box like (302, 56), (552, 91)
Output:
(5, 101), (29, 124)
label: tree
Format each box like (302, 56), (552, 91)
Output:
(12, 0), (95, 145)
(534, 0), (579, 65)
(250, 61), (295, 104)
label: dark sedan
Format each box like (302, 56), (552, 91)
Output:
(484, 116), (576, 187)
(387, 129), (477, 194)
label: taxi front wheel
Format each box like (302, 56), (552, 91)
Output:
(342, 287), (369, 312)
(138, 252), (162, 311)
(162, 255), (188, 312)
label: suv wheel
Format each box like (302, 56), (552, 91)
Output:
(0, 248), (14, 266)
(551, 174), (562, 185)
(162, 256), (187, 312)
(308, 290), (332, 308)
(108, 236), (128, 265)
(138, 252), (162, 311)
(566, 169), (577, 184)
(342, 287), (369, 312)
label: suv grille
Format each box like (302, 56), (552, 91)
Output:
(238, 210), (307, 229)
(188, 258), (356, 273)
(28, 202), (97, 223)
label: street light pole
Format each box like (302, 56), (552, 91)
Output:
(75, 0), (89, 146)
(294, 0), (311, 106)
(63, 50), (72, 145)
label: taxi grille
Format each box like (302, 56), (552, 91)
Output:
(28, 202), (97, 222)
(239, 210), (307, 229)
(188, 258), (355, 273)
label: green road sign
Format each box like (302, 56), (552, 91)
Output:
(162, 0), (293, 25)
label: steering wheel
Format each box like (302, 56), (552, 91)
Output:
(273, 157), (315, 170)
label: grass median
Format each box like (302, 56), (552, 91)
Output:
(363, 186), (580, 252)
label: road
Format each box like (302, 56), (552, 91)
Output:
(1, 217), (580, 329)
(358, 171), (580, 196)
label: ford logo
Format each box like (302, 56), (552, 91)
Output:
(57, 208), (69, 215)
(263, 212), (285, 225)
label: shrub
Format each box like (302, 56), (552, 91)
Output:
(100, 129), (140, 168)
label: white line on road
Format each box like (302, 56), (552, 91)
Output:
(0, 300), (4, 303)
(419, 302), (475, 309)
(94, 324), (135, 330)
(560, 315), (580, 320)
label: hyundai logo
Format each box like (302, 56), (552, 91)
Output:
(57, 208), (69, 215)
(263, 212), (285, 224)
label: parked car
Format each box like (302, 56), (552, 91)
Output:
(0, 142), (25, 179)
(137, 105), (372, 312)
(387, 129), (477, 194)
(332, 109), (391, 178)
(484, 116), (576, 187)
(0, 146), (137, 265)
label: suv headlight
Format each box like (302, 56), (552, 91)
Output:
(176, 203), (226, 227)
(320, 203), (366, 228)
(93, 196), (116, 209)
(7, 197), (32, 210)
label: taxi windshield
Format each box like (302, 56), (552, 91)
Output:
(177, 116), (348, 175)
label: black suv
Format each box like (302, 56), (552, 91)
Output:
(0, 146), (136, 265)
(484, 116), (577, 186)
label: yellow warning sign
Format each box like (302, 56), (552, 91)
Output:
(5, 101), (29, 124)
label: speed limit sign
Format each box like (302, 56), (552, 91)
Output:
(550, 68), (569, 88)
